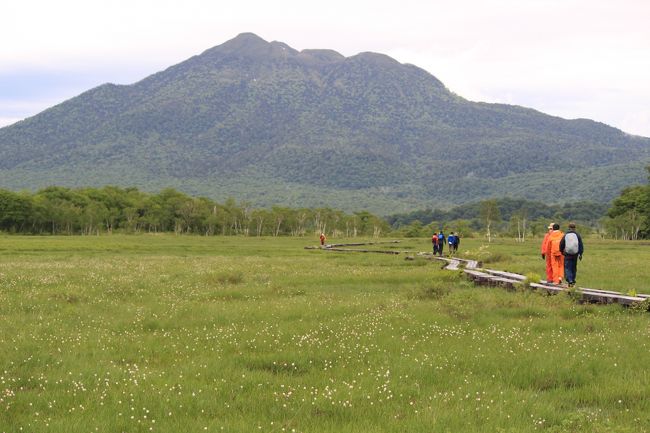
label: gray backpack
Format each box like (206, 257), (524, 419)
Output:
(564, 232), (579, 255)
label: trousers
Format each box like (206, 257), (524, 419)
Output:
(545, 256), (553, 282)
(564, 256), (578, 284)
(550, 254), (565, 284)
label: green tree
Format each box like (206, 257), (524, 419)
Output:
(607, 185), (650, 239)
(0, 189), (32, 232)
(403, 221), (424, 238)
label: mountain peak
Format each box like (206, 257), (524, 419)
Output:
(203, 32), (302, 60)
(218, 32), (269, 51)
(350, 52), (400, 66)
(2, 33), (648, 213)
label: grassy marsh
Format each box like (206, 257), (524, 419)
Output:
(1, 235), (649, 432)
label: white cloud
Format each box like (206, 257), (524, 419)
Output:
(1, 0), (649, 136)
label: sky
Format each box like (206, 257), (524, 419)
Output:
(2, 0), (649, 137)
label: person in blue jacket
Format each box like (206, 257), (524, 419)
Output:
(437, 231), (445, 256)
(447, 232), (456, 256)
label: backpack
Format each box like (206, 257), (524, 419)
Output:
(438, 233), (444, 241)
(564, 232), (579, 255)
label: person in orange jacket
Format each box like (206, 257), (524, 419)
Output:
(320, 233), (326, 246)
(545, 223), (565, 284)
(540, 223), (554, 283)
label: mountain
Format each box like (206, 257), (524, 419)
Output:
(1, 32), (649, 214)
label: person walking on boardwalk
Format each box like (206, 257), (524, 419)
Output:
(560, 222), (584, 287)
(452, 233), (460, 253)
(545, 223), (565, 284)
(432, 232), (439, 255)
(320, 232), (326, 246)
(437, 231), (445, 256)
(540, 223), (554, 283)
(447, 232), (456, 255)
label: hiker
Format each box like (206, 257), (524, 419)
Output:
(453, 233), (460, 253)
(437, 231), (445, 256)
(448, 232), (456, 255)
(540, 223), (554, 283)
(545, 223), (565, 284)
(320, 233), (326, 246)
(560, 222), (584, 288)
(432, 232), (439, 255)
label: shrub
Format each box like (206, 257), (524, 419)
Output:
(523, 272), (541, 287)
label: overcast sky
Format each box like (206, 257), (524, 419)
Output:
(2, 0), (649, 136)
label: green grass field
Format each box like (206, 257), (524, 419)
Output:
(1, 235), (649, 432)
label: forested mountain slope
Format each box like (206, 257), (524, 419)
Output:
(1, 32), (648, 214)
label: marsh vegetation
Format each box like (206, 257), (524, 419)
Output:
(1, 235), (649, 432)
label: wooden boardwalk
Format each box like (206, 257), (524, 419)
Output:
(311, 242), (649, 309)
(432, 255), (648, 307)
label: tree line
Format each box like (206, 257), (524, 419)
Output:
(388, 166), (650, 240)
(603, 166), (650, 240)
(1, 167), (647, 239)
(0, 186), (389, 237)
(388, 198), (609, 239)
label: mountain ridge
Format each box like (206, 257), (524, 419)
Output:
(1, 32), (648, 214)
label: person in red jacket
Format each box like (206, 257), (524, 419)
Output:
(545, 223), (565, 284)
(540, 223), (554, 283)
(432, 232), (439, 255)
(320, 233), (326, 246)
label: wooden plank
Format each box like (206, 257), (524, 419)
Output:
(580, 287), (650, 299)
(326, 241), (401, 247)
(530, 282), (567, 294)
(578, 291), (645, 305)
(464, 270), (493, 279)
(324, 248), (400, 255)
(530, 283), (645, 305)
(575, 286), (624, 296)
(463, 270), (497, 285)
(490, 277), (522, 284)
(488, 277), (521, 289)
(483, 269), (527, 281)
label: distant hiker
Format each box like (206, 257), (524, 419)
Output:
(320, 233), (326, 246)
(437, 231), (445, 256)
(432, 232), (440, 255)
(545, 223), (565, 284)
(540, 223), (554, 283)
(560, 222), (584, 288)
(452, 233), (460, 253)
(448, 232), (456, 255)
